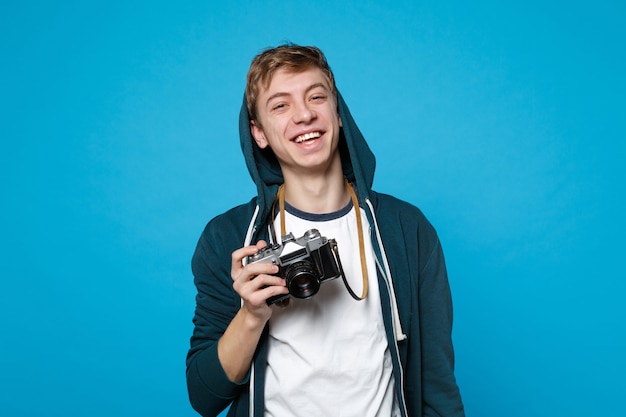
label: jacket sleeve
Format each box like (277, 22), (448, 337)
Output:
(418, 236), (465, 417)
(186, 217), (248, 417)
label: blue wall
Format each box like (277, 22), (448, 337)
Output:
(2, 1), (624, 416)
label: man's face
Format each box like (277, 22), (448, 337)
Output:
(250, 67), (342, 178)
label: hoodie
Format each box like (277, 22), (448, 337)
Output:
(186, 92), (465, 417)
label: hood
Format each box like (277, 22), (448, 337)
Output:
(238, 91), (377, 227)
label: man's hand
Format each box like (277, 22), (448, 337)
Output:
(230, 240), (288, 323)
(218, 241), (289, 382)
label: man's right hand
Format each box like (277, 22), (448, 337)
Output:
(230, 240), (289, 324)
(218, 241), (289, 383)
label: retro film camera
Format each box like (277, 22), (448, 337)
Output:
(246, 229), (344, 305)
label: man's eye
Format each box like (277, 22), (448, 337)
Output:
(311, 95), (326, 101)
(272, 103), (286, 111)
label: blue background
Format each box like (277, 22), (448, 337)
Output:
(2, 1), (624, 416)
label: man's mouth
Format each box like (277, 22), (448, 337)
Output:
(293, 131), (322, 143)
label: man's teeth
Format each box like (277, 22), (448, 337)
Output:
(294, 132), (321, 143)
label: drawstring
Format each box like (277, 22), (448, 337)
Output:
(365, 198), (407, 341)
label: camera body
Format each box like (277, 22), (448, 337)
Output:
(246, 229), (343, 304)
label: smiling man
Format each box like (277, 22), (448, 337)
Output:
(250, 70), (348, 222)
(186, 44), (465, 417)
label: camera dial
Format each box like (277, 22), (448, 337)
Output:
(304, 229), (321, 241)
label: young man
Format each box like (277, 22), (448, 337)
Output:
(187, 44), (464, 417)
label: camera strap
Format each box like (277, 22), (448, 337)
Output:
(270, 178), (368, 300)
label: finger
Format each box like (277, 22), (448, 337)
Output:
(231, 240), (270, 267)
(236, 274), (288, 305)
(232, 245), (260, 266)
(233, 273), (286, 303)
(231, 245), (264, 280)
(253, 284), (290, 305)
(234, 264), (280, 289)
(231, 240), (271, 280)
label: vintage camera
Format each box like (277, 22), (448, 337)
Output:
(246, 229), (344, 304)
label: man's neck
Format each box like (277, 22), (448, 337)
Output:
(282, 171), (350, 215)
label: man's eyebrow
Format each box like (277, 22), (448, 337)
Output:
(264, 83), (329, 107)
(305, 82), (329, 94)
(265, 92), (289, 106)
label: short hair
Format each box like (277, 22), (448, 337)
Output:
(245, 44), (337, 122)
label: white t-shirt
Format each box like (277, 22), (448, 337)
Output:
(264, 202), (399, 417)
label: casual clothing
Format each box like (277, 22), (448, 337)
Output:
(264, 202), (399, 417)
(186, 92), (465, 417)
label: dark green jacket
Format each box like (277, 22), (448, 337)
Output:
(186, 92), (464, 417)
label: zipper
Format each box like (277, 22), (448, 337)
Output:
(365, 198), (409, 417)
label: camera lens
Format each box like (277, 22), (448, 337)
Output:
(284, 260), (320, 299)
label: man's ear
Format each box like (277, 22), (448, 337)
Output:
(250, 120), (269, 149)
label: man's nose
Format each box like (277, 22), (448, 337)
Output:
(292, 100), (315, 123)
